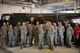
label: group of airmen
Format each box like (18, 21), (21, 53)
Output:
(0, 17), (80, 50)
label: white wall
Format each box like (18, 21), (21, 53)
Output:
(32, 8), (53, 13)
(0, 4), (31, 14)
(0, 4), (53, 14)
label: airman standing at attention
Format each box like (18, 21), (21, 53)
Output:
(14, 24), (19, 46)
(17, 22), (21, 46)
(58, 22), (65, 46)
(29, 17), (35, 46)
(64, 22), (68, 46)
(38, 24), (45, 50)
(20, 22), (27, 49)
(45, 21), (50, 46)
(34, 21), (39, 46)
(43, 20), (47, 45)
(66, 23), (73, 48)
(8, 25), (14, 47)
(28, 23), (34, 46)
(26, 21), (30, 44)
(1, 22), (8, 48)
(47, 22), (54, 50)
(53, 22), (58, 47)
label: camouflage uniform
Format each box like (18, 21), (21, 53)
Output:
(38, 27), (45, 49)
(54, 26), (58, 45)
(47, 25), (53, 49)
(17, 26), (21, 46)
(66, 26), (73, 47)
(8, 27), (14, 47)
(28, 24), (34, 46)
(58, 26), (65, 46)
(43, 24), (48, 45)
(1, 26), (8, 47)
(50, 26), (55, 50)
(26, 24), (30, 44)
(14, 26), (19, 46)
(20, 26), (27, 48)
(33, 25), (39, 46)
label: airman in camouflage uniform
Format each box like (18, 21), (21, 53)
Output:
(53, 23), (58, 46)
(38, 24), (45, 49)
(43, 21), (50, 45)
(58, 22), (65, 46)
(28, 24), (34, 46)
(20, 22), (27, 49)
(47, 22), (54, 50)
(26, 21), (30, 44)
(1, 22), (8, 47)
(43, 20), (48, 45)
(14, 24), (19, 46)
(33, 22), (39, 46)
(29, 17), (35, 46)
(66, 23), (73, 47)
(8, 25), (14, 47)
(17, 22), (21, 46)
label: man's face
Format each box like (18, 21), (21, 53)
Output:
(18, 22), (21, 25)
(65, 23), (67, 26)
(36, 22), (39, 25)
(30, 17), (34, 21)
(68, 24), (70, 27)
(58, 22), (62, 26)
(44, 20), (46, 23)
(53, 23), (56, 26)
(40, 24), (43, 28)
(75, 23), (78, 26)
(10, 25), (12, 28)
(7, 22), (9, 25)
(49, 22), (52, 26)
(22, 22), (26, 26)
(27, 21), (29, 24)
(3, 22), (6, 26)
(46, 21), (50, 25)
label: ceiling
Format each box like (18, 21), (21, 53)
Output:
(0, 0), (77, 5)
(42, 0), (80, 12)
(0, 0), (80, 12)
